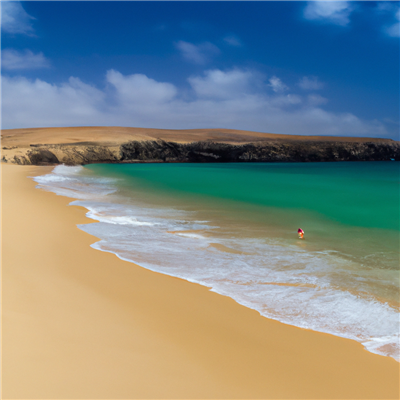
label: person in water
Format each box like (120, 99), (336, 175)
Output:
(298, 228), (304, 239)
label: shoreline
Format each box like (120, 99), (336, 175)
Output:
(2, 164), (399, 399)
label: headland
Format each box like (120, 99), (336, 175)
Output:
(2, 126), (399, 165)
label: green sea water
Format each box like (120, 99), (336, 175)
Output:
(88, 161), (399, 227)
(35, 161), (400, 359)
(87, 161), (399, 262)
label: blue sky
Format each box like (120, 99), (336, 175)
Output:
(1, 1), (399, 139)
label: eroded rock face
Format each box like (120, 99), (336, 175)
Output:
(120, 140), (400, 163)
(28, 149), (60, 165)
(4, 144), (121, 165)
(48, 144), (120, 165)
(3, 139), (400, 165)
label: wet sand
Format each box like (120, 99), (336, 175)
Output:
(1, 163), (399, 399)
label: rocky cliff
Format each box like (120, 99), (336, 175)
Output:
(120, 140), (400, 163)
(3, 139), (399, 165)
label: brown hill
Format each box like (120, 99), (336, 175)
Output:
(1, 126), (398, 165)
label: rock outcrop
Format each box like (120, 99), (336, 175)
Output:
(2, 139), (399, 165)
(120, 139), (400, 163)
(28, 149), (60, 165)
(3, 144), (121, 165)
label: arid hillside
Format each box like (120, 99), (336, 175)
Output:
(1, 126), (398, 165)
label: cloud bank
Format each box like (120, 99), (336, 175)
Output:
(2, 68), (389, 138)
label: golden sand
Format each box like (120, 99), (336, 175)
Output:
(1, 164), (399, 399)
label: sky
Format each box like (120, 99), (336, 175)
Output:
(1, 1), (399, 139)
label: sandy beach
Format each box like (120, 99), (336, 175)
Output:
(1, 164), (399, 399)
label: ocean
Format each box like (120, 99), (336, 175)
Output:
(33, 161), (400, 361)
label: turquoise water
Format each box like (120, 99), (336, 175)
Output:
(88, 162), (399, 231)
(34, 162), (400, 360)
(87, 162), (399, 271)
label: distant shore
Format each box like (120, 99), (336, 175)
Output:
(2, 126), (399, 165)
(2, 163), (399, 399)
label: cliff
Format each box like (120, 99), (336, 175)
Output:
(1, 127), (399, 165)
(119, 139), (400, 163)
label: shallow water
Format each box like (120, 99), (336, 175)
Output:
(33, 161), (400, 360)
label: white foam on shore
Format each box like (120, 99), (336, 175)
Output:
(33, 165), (117, 199)
(173, 232), (207, 239)
(86, 207), (156, 226)
(33, 165), (400, 361)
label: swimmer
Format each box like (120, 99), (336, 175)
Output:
(298, 228), (304, 239)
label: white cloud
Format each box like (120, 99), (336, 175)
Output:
(2, 75), (105, 127)
(188, 69), (255, 99)
(106, 69), (177, 104)
(270, 94), (302, 107)
(304, 1), (354, 26)
(298, 76), (324, 90)
(223, 35), (242, 47)
(269, 76), (288, 93)
(1, 68), (390, 139)
(175, 41), (220, 64)
(2, 49), (50, 70)
(386, 22), (400, 37)
(376, 1), (400, 37)
(1, 1), (35, 35)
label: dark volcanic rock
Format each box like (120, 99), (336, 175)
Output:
(120, 140), (183, 162)
(16, 139), (400, 165)
(120, 140), (400, 163)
